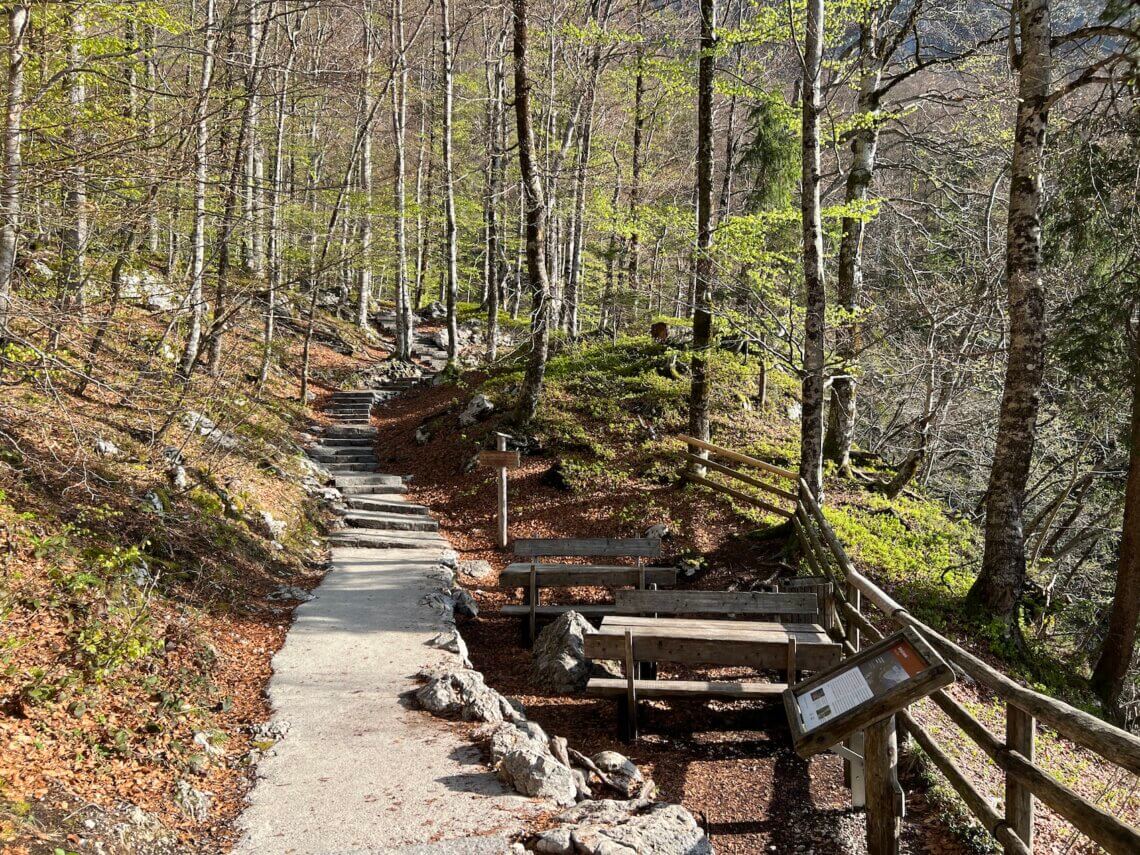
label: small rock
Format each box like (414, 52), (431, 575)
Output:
(428, 630), (470, 665)
(94, 438), (121, 458)
(459, 560), (494, 581)
(173, 780), (211, 822)
(785, 400), (803, 422)
(268, 585), (314, 602)
(591, 751), (644, 799)
(415, 426), (431, 445)
(459, 394), (494, 427)
(140, 490), (166, 516)
(643, 523), (670, 540)
(533, 827), (575, 853)
(258, 510), (287, 542)
(168, 464), (189, 490)
(452, 588), (479, 618)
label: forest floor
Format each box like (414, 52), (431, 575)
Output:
(0, 303), (389, 853)
(371, 367), (969, 855)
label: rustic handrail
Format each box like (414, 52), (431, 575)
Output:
(676, 434), (796, 518)
(796, 478), (1140, 854)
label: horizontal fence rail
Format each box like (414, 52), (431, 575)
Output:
(677, 434), (796, 519)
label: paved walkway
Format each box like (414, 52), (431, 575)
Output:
(236, 377), (533, 854)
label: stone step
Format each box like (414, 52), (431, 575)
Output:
(329, 528), (448, 549)
(310, 451), (375, 463)
(341, 511), (439, 532)
(327, 409), (373, 417)
(331, 418), (372, 425)
(346, 497), (429, 515)
(334, 473), (404, 486)
(323, 428), (377, 439)
(325, 462), (377, 473)
(338, 483), (408, 496)
(317, 437), (375, 447)
(331, 390), (377, 398)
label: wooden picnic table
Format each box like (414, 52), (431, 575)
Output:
(585, 615), (843, 671)
(584, 615), (843, 740)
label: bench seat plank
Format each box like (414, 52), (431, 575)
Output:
(500, 564), (678, 588)
(585, 678), (787, 700)
(613, 588), (815, 615)
(501, 604), (615, 617)
(513, 537), (661, 558)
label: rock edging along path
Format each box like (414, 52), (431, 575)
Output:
(236, 363), (539, 854)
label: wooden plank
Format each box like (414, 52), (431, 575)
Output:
(495, 434), (510, 547)
(681, 452), (798, 502)
(684, 472), (794, 518)
(1006, 705), (1035, 853)
(600, 615), (829, 637)
(586, 678), (787, 699)
(478, 449), (521, 468)
(613, 588), (817, 616)
(677, 433), (797, 480)
(584, 629), (842, 671)
(500, 564), (678, 588)
(502, 603), (617, 617)
(513, 537), (662, 558)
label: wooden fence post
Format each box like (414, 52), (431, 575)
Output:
(865, 715), (903, 855)
(496, 432), (510, 547)
(1006, 704), (1035, 852)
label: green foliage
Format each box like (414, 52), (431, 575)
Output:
(736, 92), (800, 212)
(824, 495), (979, 626)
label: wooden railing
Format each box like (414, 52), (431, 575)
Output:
(678, 435), (1140, 854)
(797, 481), (1140, 855)
(677, 433), (797, 519)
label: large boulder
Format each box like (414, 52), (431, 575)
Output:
(531, 611), (594, 692)
(533, 801), (711, 855)
(459, 394), (494, 427)
(489, 721), (577, 807)
(415, 669), (520, 724)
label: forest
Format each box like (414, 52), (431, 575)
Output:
(0, 0), (1138, 850)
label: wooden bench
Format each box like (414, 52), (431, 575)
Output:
(501, 538), (678, 642)
(583, 590), (842, 739)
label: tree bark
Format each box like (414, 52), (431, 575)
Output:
(824, 15), (882, 476)
(968, 0), (1052, 618)
(0, 3), (29, 337)
(441, 0), (460, 364)
(391, 0), (413, 358)
(484, 21), (507, 360)
(1091, 326), (1140, 708)
(511, 0), (551, 424)
(179, 0), (219, 378)
(60, 8), (88, 322)
(687, 0), (716, 458)
(798, 0), (826, 500)
(356, 0), (377, 330)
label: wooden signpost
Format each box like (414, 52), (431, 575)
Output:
(477, 433), (520, 547)
(783, 627), (954, 855)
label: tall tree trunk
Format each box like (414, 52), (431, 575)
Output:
(357, 0), (377, 330)
(798, 0), (826, 500)
(687, 0), (716, 458)
(1091, 325), (1140, 708)
(824, 17), (882, 477)
(627, 43), (645, 313)
(484, 22), (507, 360)
(261, 13), (301, 389)
(0, 3), (29, 337)
(144, 24), (160, 254)
(512, 0), (551, 424)
(392, 0), (413, 359)
(179, 0), (219, 378)
(441, 0), (460, 363)
(243, 0), (266, 277)
(61, 8), (88, 322)
(968, 0), (1052, 619)
(413, 64), (433, 313)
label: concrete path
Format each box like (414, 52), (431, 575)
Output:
(236, 373), (533, 854)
